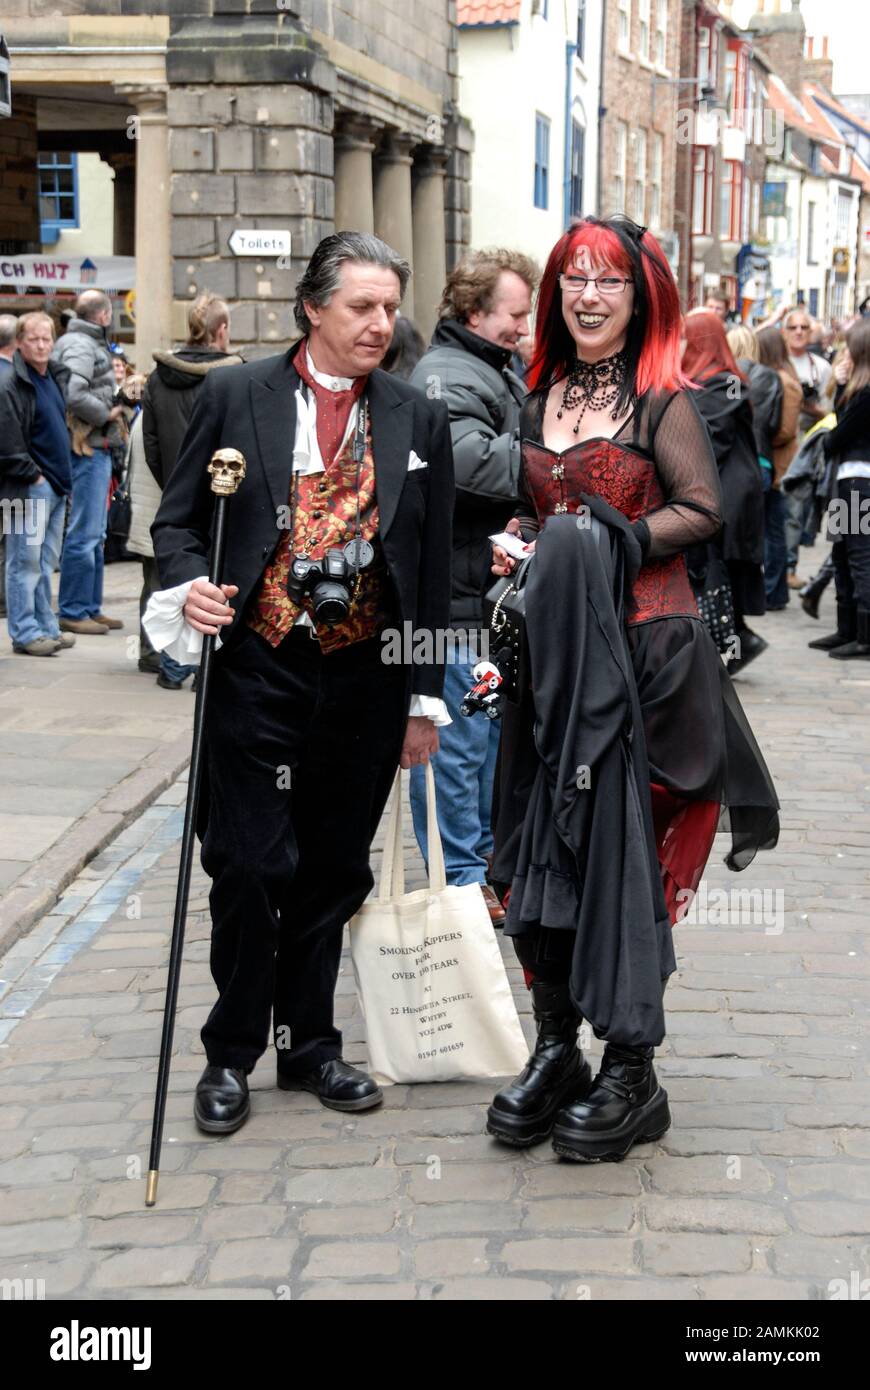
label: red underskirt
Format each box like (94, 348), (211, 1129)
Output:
(649, 783), (720, 926)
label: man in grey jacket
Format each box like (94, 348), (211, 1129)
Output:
(50, 289), (124, 635)
(408, 248), (538, 924)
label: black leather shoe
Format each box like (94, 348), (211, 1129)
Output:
(278, 1058), (383, 1112)
(486, 980), (593, 1147)
(808, 601), (856, 650)
(551, 1042), (670, 1162)
(726, 627), (768, 675)
(194, 1065), (250, 1134)
(799, 557), (834, 619)
(829, 607), (870, 660)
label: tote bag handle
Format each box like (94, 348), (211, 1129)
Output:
(378, 762), (447, 901)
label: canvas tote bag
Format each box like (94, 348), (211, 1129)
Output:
(349, 763), (529, 1085)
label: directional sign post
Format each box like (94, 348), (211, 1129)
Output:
(227, 229), (292, 258)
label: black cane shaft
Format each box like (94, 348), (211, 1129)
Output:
(147, 494), (231, 1204)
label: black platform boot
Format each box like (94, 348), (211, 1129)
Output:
(829, 607), (870, 660)
(486, 980), (593, 1147)
(551, 1042), (670, 1162)
(799, 556), (834, 619)
(807, 601), (856, 650)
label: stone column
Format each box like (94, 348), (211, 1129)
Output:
(374, 131), (416, 322)
(411, 145), (448, 342)
(105, 153), (136, 257)
(127, 90), (172, 370)
(334, 116), (379, 235)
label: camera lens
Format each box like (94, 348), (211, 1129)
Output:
(312, 582), (350, 626)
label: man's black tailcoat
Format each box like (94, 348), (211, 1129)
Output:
(151, 343), (454, 697)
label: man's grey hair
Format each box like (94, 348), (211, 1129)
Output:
(75, 289), (112, 322)
(0, 314), (18, 350)
(294, 231), (411, 334)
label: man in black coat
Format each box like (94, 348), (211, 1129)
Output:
(146, 232), (454, 1134)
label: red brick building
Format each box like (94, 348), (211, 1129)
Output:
(598, 0), (682, 278)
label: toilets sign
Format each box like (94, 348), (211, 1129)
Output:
(227, 229), (291, 258)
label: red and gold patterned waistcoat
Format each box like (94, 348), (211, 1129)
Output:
(247, 403), (393, 654)
(522, 438), (700, 625)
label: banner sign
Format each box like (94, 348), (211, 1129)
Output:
(762, 181), (787, 218)
(0, 254), (135, 294)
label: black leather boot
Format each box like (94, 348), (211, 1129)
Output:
(799, 556), (834, 619)
(808, 601), (856, 650)
(551, 1042), (670, 1162)
(829, 607), (870, 660)
(194, 1065), (250, 1134)
(486, 980), (593, 1147)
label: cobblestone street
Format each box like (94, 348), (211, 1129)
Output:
(1, 587), (869, 1301)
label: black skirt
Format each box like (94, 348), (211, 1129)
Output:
(492, 613), (779, 907)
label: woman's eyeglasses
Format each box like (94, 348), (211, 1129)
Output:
(559, 274), (632, 296)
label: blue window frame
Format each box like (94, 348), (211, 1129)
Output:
(534, 114), (551, 210)
(570, 120), (585, 218)
(577, 0), (586, 60)
(809, 287), (819, 317)
(38, 151), (79, 242)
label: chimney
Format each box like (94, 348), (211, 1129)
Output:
(804, 32), (834, 91)
(747, 0), (806, 98)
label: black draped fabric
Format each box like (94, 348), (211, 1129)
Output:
(627, 619), (779, 871)
(491, 514), (675, 1048)
(687, 372), (767, 617)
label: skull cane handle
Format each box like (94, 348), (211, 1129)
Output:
(207, 448), (247, 496)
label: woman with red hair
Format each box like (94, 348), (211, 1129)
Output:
(682, 309), (768, 671)
(485, 216), (779, 1162)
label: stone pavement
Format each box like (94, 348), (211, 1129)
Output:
(0, 585), (869, 1301)
(0, 561), (195, 952)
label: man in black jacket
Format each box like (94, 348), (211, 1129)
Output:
(137, 292), (242, 687)
(145, 232), (454, 1134)
(408, 249), (538, 924)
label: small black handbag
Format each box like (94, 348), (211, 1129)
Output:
(692, 552), (737, 656)
(483, 554), (534, 704)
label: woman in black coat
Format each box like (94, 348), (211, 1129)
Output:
(808, 318), (870, 659)
(682, 311), (767, 672)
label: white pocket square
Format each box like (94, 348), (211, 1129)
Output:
(407, 450), (429, 471)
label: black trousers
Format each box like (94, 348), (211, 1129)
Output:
(199, 623), (408, 1074)
(832, 477), (870, 613)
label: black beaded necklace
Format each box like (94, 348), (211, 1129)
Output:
(556, 349), (629, 434)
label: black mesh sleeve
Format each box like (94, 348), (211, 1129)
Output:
(644, 390), (723, 558)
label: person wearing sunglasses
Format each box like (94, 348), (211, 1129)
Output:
(782, 309), (835, 588)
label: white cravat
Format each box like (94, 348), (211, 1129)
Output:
(142, 343), (450, 727)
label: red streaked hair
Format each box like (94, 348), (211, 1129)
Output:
(681, 309), (748, 385)
(527, 217), (693, 404)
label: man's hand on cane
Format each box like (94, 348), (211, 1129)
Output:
(184, 578), (239, 635)
(401, 716), (439, 769)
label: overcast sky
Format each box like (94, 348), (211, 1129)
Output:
(732, 0), (869, 95)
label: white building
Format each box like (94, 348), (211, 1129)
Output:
(764, 72), (864, 322)
(457, 0), (602, 262)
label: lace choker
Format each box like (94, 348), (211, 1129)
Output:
(556, 351), (629, 435)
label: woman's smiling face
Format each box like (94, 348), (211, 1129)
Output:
(561, 244), (635, 362)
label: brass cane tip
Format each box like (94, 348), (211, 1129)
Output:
(145, 1170), (159, 1207)
(208, 448), (247, 496)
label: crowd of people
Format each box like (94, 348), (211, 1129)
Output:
(3, 222), (869, 1159)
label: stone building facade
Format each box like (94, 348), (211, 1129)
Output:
(1, 1), (472, 364)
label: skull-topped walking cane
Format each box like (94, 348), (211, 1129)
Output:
(146, 447), (246, 1207)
